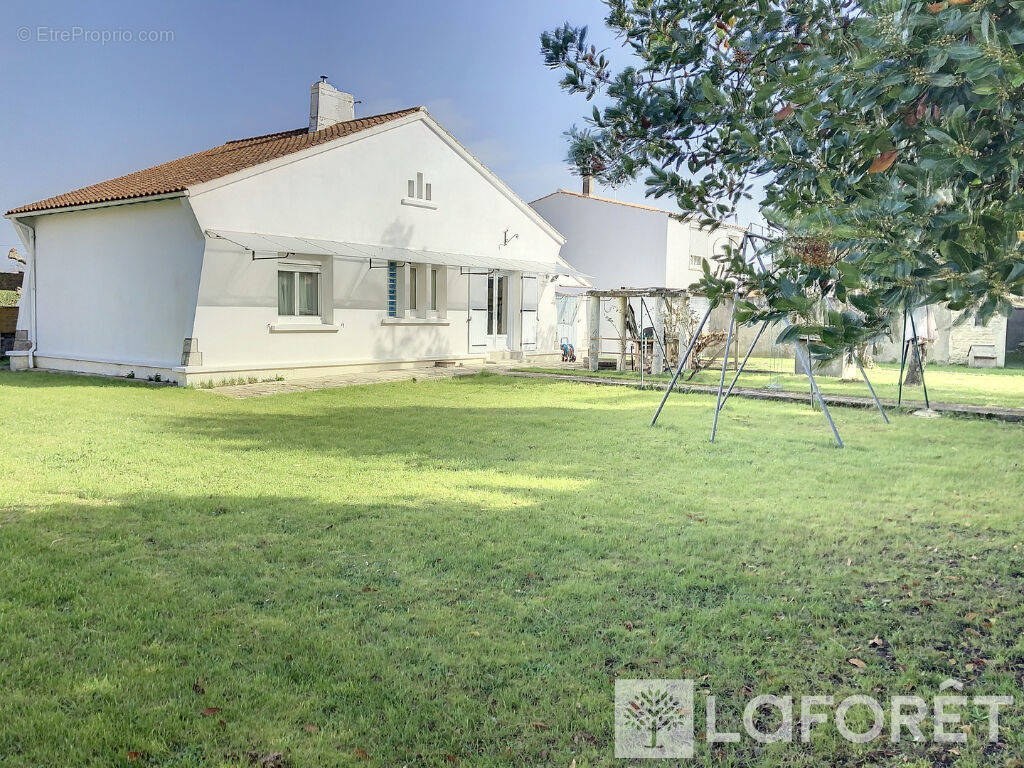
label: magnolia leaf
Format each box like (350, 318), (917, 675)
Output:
(867, 151), (898, 173)
(774, 104), (795, 121)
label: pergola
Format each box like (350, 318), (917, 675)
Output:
(584, 287), (694, 375)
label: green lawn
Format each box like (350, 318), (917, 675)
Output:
(1, 371), (1023, 767)
(517, 359), (1024, 409)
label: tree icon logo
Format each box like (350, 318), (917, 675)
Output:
(615, 678), (694, 758)
(625, 687), (686, 748)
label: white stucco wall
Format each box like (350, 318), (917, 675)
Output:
(530, 193), (667, 291)
(529, 192), (746, 359)
(17, 198), (204, 371)
(180, 115), (565, 374)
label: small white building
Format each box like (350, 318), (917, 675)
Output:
(530, 183), (745, 358)
(6, 81), (583, 385)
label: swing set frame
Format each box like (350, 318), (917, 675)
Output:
(650, 230), (893, 447)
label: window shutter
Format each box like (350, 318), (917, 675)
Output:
(521, 276), (538, 349)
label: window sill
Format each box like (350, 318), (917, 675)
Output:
(401, 197), (438, 210)
(268, 322), (341, 333)
(381, 317), (449, 327)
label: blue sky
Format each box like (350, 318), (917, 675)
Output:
(1, 0), (760, 267)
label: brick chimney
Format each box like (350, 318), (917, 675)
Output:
(309, 78), (355, 132)
(582, 175), (593, 196)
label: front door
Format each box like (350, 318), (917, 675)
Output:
(468, 272), (512, 352)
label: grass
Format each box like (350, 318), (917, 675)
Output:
(516, 359), (1024, 409)
(1, 370), (1023, 767)
(0, 289), (20, 307)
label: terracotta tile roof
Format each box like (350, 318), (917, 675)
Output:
(7, 107), (421, 216)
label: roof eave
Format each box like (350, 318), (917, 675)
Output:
(5, 190), (188, 219)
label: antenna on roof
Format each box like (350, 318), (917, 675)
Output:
(320, 75), (329, 83)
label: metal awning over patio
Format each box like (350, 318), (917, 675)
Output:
(205, 229), (587, 278)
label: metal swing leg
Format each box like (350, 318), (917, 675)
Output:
(650, 303), (713, 427)
(857, 359), (890, 424)
(907, 310), (930, 409)
(710, 294), (739, 442)
(719, 319), (770, 410)
(897, 305), (909, 406)
(792, 335), (844, 448)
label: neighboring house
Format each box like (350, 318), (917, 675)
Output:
(5, 80), (582, 385)
(530, 183), (746, 357)
(874, 303), (1020, 368)
(0, 271), (23, 357)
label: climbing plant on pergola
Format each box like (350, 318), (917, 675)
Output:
(541, 0), (1024, 359)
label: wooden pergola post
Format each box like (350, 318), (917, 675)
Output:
(617, 296), (628, 371)
(651, 297), (665, 374)
(588, 295), (601, 372)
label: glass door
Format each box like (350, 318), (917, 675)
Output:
(487, 273), (510, 350)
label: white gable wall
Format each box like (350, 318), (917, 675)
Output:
(17, 199), (204, 377)
(183, 117), (565, 374)
(529, 194), (666, 290)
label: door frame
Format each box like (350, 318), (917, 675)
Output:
(467, 270), (514, 353)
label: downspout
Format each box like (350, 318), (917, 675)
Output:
(9, 218), (37, 367)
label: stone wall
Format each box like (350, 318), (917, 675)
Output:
(948, 311), (1007, 366)
(873, 305), (1008, 367)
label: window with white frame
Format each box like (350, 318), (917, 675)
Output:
(278, 263), (321, 317)
(689, 254), (704, 269)
(384, 263), (447, 319)
(409, 265), (419, 311)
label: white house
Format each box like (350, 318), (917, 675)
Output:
(530, 184), (746, 359)
(6, 80), (583, 385)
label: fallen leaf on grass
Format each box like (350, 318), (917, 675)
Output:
(200, 707), (221, 717)
(127, 751), (142, 762)
(193, 679), (206, 695)
(848, 658), (867, 668)
(303, 724), (319, 733)
(353, 748), (369, 760)
(624, 621), (634, 631)
(869, 636), (885, 648)
(531, 722), (548, 730)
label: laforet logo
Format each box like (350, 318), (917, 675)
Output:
(624, 687), (687, 749)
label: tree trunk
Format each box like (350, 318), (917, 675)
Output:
(904, 342), (925, 386)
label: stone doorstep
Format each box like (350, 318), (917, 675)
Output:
(502, 370), (1024, 423)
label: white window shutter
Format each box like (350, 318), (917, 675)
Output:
(521, 276), (538, 349)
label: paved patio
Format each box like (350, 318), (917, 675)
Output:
(204, 364), (489, 398)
